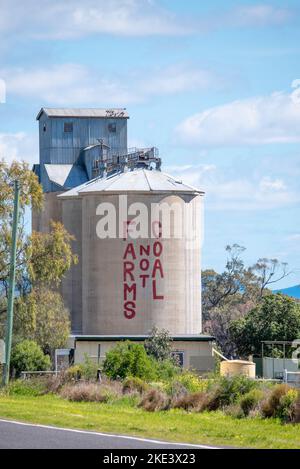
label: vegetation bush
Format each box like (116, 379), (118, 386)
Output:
(175, 371), (209, 394)
(65, 365), (82, 381)
(207, 375), (257, 410)
(103, 342), (157, 381)
(239, 388), (264, 416)
(154, 358), (179, 381)
(261, 384), (291, 419)
(60, 383), (109, 402)
(278, 389), (299, 422)
(77, 355), (99, 381)
(172, 392), (208, 412)
(122, 377), (149, 395)
(261, 385), (299, 422)
(144, 327), (174, 362)
(44, 370), (76, 394)
(224, 403), (245, 419)
(139, 389), (170, 412)
(292, 397), (300, 423)
(11, 340), (51, 377)
(4, 378), (47, 397)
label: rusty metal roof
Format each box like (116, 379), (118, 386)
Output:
(36, 108), (129, 120)
(58, 168), (204, 198)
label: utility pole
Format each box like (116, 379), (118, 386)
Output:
(2, 180), (20, 386)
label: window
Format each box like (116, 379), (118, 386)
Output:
(108, 122), (116, 133)
(171, 351), (184, 367)
(64, 122), (73, 133)
(43, 124), (47, 132)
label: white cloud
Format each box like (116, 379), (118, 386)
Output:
(0, 0), (190, 39)
(228, 4), (291, 27)
(1, 63), (216, 105)
(140, 65), (216, 95)
(166, 164), (299, 211)
(259, 177), (286, 192)
(0, 1), (293, 40)
(176, 82), (300, 146)
(287, 234), (300, 242)
(0, 132), (38, 165)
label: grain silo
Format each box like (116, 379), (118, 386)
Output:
(58, 169), (204, 336)
(33, 107), (215, 372)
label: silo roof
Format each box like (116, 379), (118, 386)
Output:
(58, 168), (204, 198)
(44, 164), (88, 189)
(36, 108), (129, 120)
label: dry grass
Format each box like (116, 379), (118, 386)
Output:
(292, 397), (300, 423)
(172, 392), (208, 412)
(60, 383), (109, 403)
(261, 384), (290, 418)
(139, 389), (170, 412)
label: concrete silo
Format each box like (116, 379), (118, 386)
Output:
(59, 169), (204, 336)
(33, 107), (215, 372)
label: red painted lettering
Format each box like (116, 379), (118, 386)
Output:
(123, 261), (135, 281)
(152, 259), (164, 279)
(124, 301), (136, 319)
(140, 274), (149, 288)
(124, 283), (136, 301)
(140, 258), (150, 271)
(123, 243), (136, 260)
(140, 244), (150, 256)
(153, 241), (163, 257)
(152, 280), (164, 300)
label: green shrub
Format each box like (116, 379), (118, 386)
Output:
(261, 384), (291, 419)
(103, 341), (156, 380)
(176, 371), (209, 394)
(144, 327), (174, 362)
(239, 388), (264, 416)
(292, 397), (300, 423)
(66, 365), (82, 381)
(154, 358), (179, 381)
(207, 375), (257, 410)
(5, 378), (47, 397)
(79, 355), (99, 381)
(122, 377), (149, 394)
(278, 389), (299, 422)
(11, 340), (51, 377)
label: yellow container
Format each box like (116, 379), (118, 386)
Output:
(220, 360), (256, 379)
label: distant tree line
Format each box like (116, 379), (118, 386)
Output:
(202, 244), (300, 357)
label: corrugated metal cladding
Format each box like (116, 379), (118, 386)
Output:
(35, 108), (128, 192)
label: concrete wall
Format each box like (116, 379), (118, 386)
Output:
(74, 339), (214, 373)
(32, 191), (63, 233)
(79, 192), (202, 336)
(61, 198), (83, 333)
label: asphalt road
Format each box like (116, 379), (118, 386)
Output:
(0, 419), (219, 449)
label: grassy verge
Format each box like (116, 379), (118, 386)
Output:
(0, 394), (299, 448)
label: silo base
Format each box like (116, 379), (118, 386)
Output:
(72, 334), (215, 374)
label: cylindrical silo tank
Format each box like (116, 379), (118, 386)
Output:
(220, 360), (256, 379)
(60, 168), (204, 336)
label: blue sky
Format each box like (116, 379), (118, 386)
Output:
(0, 0), (300, 288)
